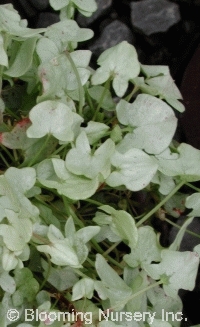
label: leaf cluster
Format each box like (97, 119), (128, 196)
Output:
(0, 2), (199, 327)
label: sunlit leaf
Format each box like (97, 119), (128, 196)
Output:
(144, 250), (199, 298)
(92, 41), (140, 97)
(157, 143), (200, 182)
(106, 149), (158, 191)
(44, 20), (93, 52)
(37, 158), (99, 200)
(27, 100), (83, 142)
(65, 131), (115, 179)
(116, 95), (177, 154)
(0, 167), (39, 221)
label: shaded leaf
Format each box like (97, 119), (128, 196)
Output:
(0, 4), (46, 37)
(98, 205), (138, 249)
(124, 226), (161, 268)
(5, 37), (38, 77)
(88, 86), (115, 111)
(186, 193), (200, 216)
(95, 254), (132, 309)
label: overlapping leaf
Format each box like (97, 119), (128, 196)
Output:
(37, 225), (81, 268)
(38, 218), (99, 267)
(50, 0), (97, 16)
(141, 64), (170, 78)
(91, 41), (140, 97)
(0, 261), (16, 293)
(72, 278), (95, 301)
(151, 172), (175, 195)
(124, 226), (161, 268)
(65, 131), (115, 179)
(147, 285), (183, 324)
(143, 250), (199, 298)
(42, 260), (78, 292)
(0, 4), (46, 37)
(44, 20), (93, 52)
(27, 100), (83, 142)
(82, 121), (109, 145)
(185, 193), (200, 216)
(2, 245), (29, 272)
(0, 210), (32, 252)
(38, 51), (91, 100)
(106, 149), (158, 191)
(49, 0), (70, 10)
(5, 37), (38, 77)
(116, 95), (177, 154)
(95, 254), (132, 309)
(140, 64), (185, 112)
(97, 205), (138, 249)
(12, 268), (39, 306)
(88, 86), (115, 111)
(37, 158), (99, 200)
(145, 75), (184, 113)
(0, 167), (39, 221)
(0, 118), (57, 165)
(157, 143), (200, 182)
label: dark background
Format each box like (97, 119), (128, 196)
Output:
(1, 0), (200, 147)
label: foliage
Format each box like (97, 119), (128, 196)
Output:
(0, 2), (199, 327)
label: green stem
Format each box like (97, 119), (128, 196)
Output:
(84, 198), (104, 207)
(125, 85), (139, 102)
(136, 180), (185, 227)
(0, 152), (9, 167)
(91, 239), (124, 269)
(1, 144), (16, 163)
(1, 122), (12, 132)
(65, 50), (84, 116)
(109, 280), (162, 311)
(164, 217), (200, 239)
(86, 257), (95, 267)
(92, 78), (111, 121)
(21, 134), (50, 167)
(185, 182), (200, 193)
(52, 144), (67, 156)
(85, 86), (95, 113)
(67, 2), (73, 19)
(38, 255), (52, 291)
(73, 268), (89, 279)
(103, 241), (121, 256)
(62, 196), (84, 228)
(5, 106), (20, 120)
